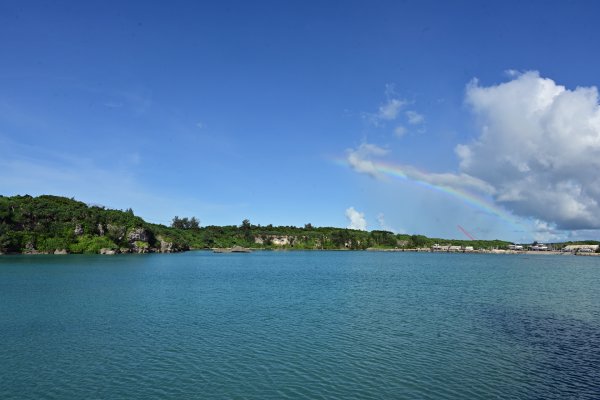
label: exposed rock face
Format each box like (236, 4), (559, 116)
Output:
(158, 237), (174, 253)
(54, 249), (68, 255)
(272, 236), (291, 246)
(131, 241), (149, 253)
(100, 248), (117, 255)
(23, 242), (42, 254)
(255, 235), (294, 246)
(97, 223), (105, 236)
(154, 236), (186, 253)
(127, 228), (148, 243)
(119, 247), (130, 254)
(128, 228), (150, 253)
(74, 224), (84, 236)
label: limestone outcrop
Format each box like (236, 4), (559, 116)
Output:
(100, 248), (117, 255)
(254, 235), (295, 246)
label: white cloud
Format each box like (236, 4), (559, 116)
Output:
(378, 98), (405, 120)
(376, 213), (395, 232)
(394, 125), (407, 137)
(401, 166), (496, 195)
(504, 69), (521, 77)
(406, 110), (425, 125)
(346, 141), (495, 195)
(346, 143), (388, 178)
(364, 97), (407, 125)
(346, 207), (367, 230)
(531, 219), (561, 243)
(459, 71), (600, 229)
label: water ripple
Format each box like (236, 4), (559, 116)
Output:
(1, 252), (599, 399)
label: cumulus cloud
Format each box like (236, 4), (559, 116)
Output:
(344, 71), (600, 234)
(379, 99), (405, 120)
(406, 110), (425, 125)
(394, 125), (407, 137)
(346, 207), (367, 230)
(504, 69), (521, 77)
(376, 213), (394, 232)
(346, 143), (388, 178)
(531, 219), (561, 243)
(458, 71), (600, 229)
(364, 97), (406, 125)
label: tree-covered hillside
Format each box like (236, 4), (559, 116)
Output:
(0, 194), (512, 254)
(0, 195), (187, 254)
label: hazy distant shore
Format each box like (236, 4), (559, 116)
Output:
(366, 248), (600, 256)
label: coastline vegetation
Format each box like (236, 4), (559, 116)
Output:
(0, 194), (596, 255)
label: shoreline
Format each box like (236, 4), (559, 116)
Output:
(366, 248), (600, 256)
(2, 248), (599, 256)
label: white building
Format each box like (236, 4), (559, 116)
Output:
(530, 244), (549, 251)
(563, 244), (598, 253)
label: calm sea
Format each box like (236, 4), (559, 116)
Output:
(1, 251), (599, 399)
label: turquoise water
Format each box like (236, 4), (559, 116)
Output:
(1, 251), (599, 399)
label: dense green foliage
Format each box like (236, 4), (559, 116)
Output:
(0, 195), (153, 253)
(1, 194), (516, 254)
(170, 216), (200, 230)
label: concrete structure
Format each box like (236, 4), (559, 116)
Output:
(563, 244), (599, 253)
(530, 244), (549, 251)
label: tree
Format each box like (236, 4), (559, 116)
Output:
(331, 230), (350, 248)
(171, 216), (200, 230)
(189, 217), (200, 230)
(409, 234), (428, 248)
(241, 219), (252, 241)
(304, 223), (313, 230)
(171, 216), (184, 229)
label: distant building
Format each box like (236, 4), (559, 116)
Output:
(508, 244), (524, 250)
(529, 244), (549, 251)
(432, 244), (472, 252)
(563, 244), (598, 253)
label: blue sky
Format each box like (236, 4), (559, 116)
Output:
(2, 1), (600, 242)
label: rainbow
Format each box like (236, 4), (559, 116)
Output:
(334, 157), (524, 230)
